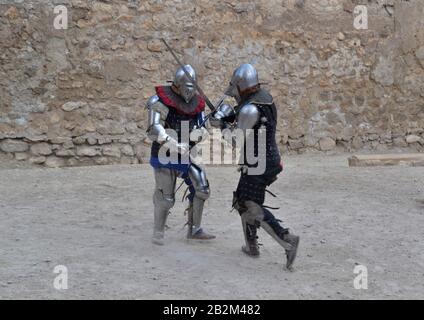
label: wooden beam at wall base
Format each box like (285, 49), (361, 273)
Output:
(348, 153), (424, 167)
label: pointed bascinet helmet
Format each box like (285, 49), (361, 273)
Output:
(225, 63), (259, 103)
(173, 64), (197, 103)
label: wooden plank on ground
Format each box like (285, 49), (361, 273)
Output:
(348, 153), (424, 167)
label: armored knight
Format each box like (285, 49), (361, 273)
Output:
(146, 64), (215, 245)
(210, 64), (300, 269)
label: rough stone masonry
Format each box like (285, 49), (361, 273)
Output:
(0, 0), (423, 167)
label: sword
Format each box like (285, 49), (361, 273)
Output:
(161, 38), (217, 113)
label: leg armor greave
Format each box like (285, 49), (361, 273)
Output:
(259, 207), (292, 251)
(188, 164), (209, 233)
(241, 215), (260, 256)
(152, 168), (177, 245)
(186, 164), (215, 239)
(153, 190), (174, 234)
(233, 193), (260, 256)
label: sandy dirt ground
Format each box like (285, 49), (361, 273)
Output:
(0, 154), (423, 299)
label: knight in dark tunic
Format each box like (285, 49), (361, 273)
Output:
(210, 64), (300, 270)
(146, 65), (215, 245)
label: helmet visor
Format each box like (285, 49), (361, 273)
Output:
(224, 82), (237, 97)
(180, 82), (196, 103)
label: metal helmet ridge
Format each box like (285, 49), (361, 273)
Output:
(225, 63), (259, 103)
(173, 64), (197, 103)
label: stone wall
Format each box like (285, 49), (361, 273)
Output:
(0, 0), (423, 167)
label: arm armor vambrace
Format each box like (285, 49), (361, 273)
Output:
(146, 95), (170, 144)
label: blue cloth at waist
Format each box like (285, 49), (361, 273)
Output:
(149, 157), (191, 177)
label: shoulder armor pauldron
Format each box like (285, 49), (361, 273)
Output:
(250, 99), (274, 106)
